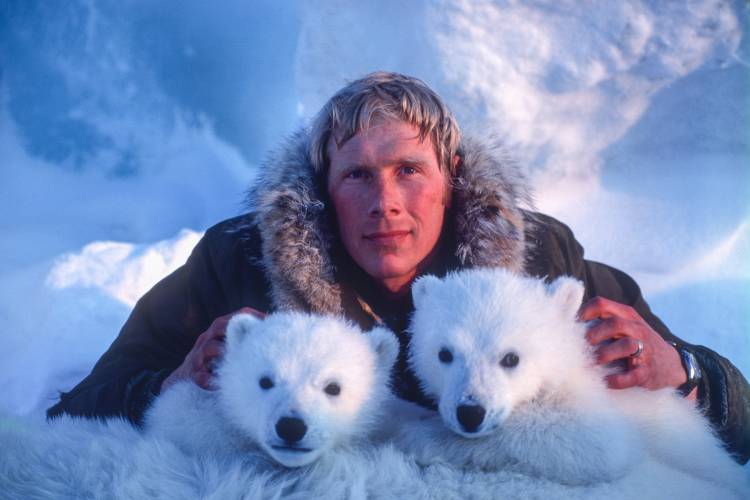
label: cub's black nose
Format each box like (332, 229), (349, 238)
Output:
(457, 404), (486, 433)
(276, 417), (307, 443)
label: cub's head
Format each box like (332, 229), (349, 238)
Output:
(409, 268), (588, 438)
(218, 312), (398, 467)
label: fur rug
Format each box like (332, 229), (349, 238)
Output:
(0, 412), (743, 500)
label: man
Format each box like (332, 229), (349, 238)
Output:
(48, 72), (750, 463)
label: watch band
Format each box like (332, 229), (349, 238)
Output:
(670, 342), (702, 397)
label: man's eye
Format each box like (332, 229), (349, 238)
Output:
(345, 169), (367, 180)
(400, 165), (417, 175)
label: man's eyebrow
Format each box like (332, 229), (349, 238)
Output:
(342, 157), (430, 169)
(398, 158), (427, 165)
(385, 156), (430, 166)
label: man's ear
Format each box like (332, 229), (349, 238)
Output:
(225, 313), (261, 351)
(367, 327), (399, 371)
(411, 274), (441, 309)
(547, 276), (585, 319)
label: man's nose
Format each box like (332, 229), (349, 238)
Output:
(368, 177), (401, 217)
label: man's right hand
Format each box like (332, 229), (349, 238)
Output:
(161, 307), (266, 392)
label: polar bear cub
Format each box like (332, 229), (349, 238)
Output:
(403, 268), (747, 493)
(146, 312), (399, 468)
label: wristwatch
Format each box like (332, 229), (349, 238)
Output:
(670, 342), (702, 397)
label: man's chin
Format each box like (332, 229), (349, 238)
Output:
(359, 261), (418, 291)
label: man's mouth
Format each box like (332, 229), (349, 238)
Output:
(363, 230), (411, 242)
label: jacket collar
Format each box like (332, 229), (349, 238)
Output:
(246, 129), (532, 315)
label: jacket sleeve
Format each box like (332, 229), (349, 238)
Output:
(46, 218), (270, 426)
(527, 212), (750, 464)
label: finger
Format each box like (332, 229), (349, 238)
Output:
(199, 341), (225, 367)
(605, 366), (647, 389)
(236, 306), (267, 319)
(594, 337), (643, 365)
(585, 317), (633, 345)
(194, 371), (215, 390)
(204, 307), (266, 342)
(193, 328), (211, 348)
(578, 296), (639, 322)
(194, 319), (228, 346)
(205, 316), (232, 341)
(204, 358), (218, 375)
(190, 351), (204, 373)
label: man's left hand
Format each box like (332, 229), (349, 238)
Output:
(579, 296), (695, 400)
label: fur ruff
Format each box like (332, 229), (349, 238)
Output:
(245, 129), (532, 314)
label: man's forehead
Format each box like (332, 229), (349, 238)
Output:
(327, 120), (435, 163)
(330, 120), (424, 144)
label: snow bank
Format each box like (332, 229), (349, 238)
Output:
(0, 230), (202, 418)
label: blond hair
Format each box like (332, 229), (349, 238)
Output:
(309, 72), (461, 176)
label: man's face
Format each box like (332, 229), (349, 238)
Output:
(327, 119), (451, 295)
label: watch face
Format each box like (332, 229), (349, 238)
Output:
(686, 356), (697, 381)
(675, 347), (702, 397)
(672, 344), (701, 397)
(683, 349), (701, 382)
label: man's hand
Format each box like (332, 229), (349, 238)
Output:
(579, 297), (695, 400)
(161, 307), (266, 392)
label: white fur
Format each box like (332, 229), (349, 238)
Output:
(401, 267), (748, 497)
(145, 312), (399, 468)
(0, 312), (415, 499)
(0, 414), (146, 499)
(2, 301), (745, 499)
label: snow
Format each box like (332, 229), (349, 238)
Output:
(1, 0), (748, 426)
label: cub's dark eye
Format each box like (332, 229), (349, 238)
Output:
(438, 348), (453, 364)
(324, 382), (341, 396)
(259, 376), (274, 390)
(500, 352), (519, 368)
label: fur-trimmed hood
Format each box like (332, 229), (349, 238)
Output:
(247, 129), (533, 315)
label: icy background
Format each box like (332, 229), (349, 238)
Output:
(0, 0), (748, 420)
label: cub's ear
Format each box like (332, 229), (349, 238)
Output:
(411, 274), (441, 309)
(367, 327), (399, 371)
(547, 276), (585, 319)
(225, 313), (261, 351)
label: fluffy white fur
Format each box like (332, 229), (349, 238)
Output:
(398, 267), (748, 497)
(0, 414), (147, 499)
(2, 298), (746, 499)
(145, 312), (399, 467)
(0, 312), (426, 499)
